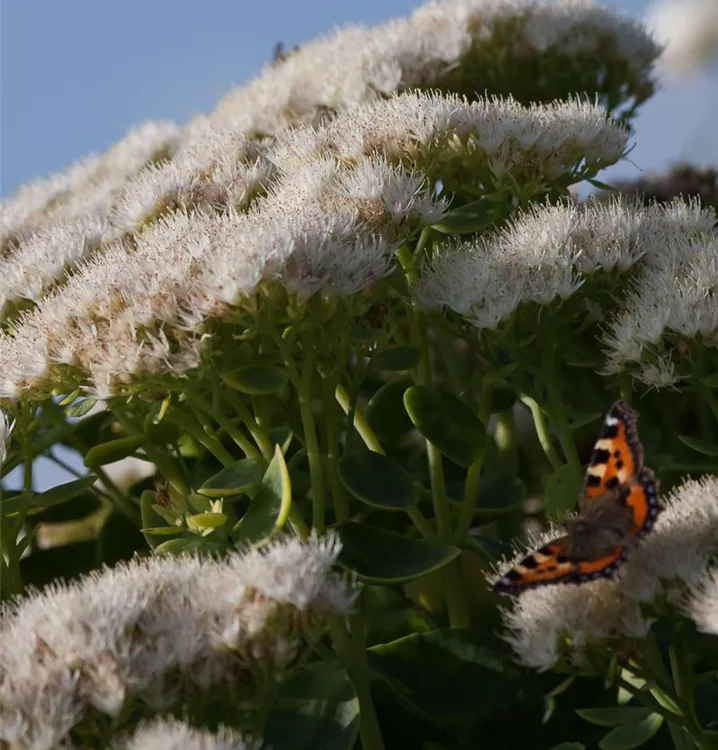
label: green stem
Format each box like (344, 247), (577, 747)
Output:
(321, 375), (349, 524)
(298, 359), (326, 533)
(454, 456), (483, 543)
(192, 391), (264, 462)
(408, 508), (436, 540)
(330, 616), (385, 750)
(542, 347), (581, 484)
(494, 408), (517, 474)
(520, 395), (562, 471)
(335, 384), (384, 454)
(168, 406), (235, 468)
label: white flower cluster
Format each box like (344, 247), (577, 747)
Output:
(417, 197), (718, 352)
(0, 147), (444, 398)
(114, 717), (261, 750)
(0, 534), (354, 750)
(603, 200), (718, 387)
(492, 475), (718, 670)
(269, 92), (628, 185)
(0, 90), (630, 400)
(213, 0), (658, 128)
(0, 122), (180, 248)
(0, 0), (655, 322)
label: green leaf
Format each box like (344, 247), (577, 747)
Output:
(264, 662), (359, 750)
(372, 345), (421, 371)
(701, 372), (718, 389)
(571, 412), (603, 431)
(337, 522), (460, 583)
(587, 178), (616, 191)
(0, 491), (36, 516)
(366, 378), (413, 440)
(577, 707), (655, 727)
(368, 629), (513, 723)
(31, 491), (101, 523)
(482, 363), (518, 386)
(404, 386), (485, 468)
(678, 435), (718, 457)
(27, 475), (98, 513)
(543, 463), (582, 518)
(142, 526), (184, 536)
(150, 394), (172, 424)
(432, 197), (495, 235)
(220, 365), (288, 395)
(598, 713), (663, 750)
(338, 452), (417, 510)
(461, 535), (512, 563)
(269, 425), (293, 453)
(549, 744), (585, 750)
(155, 538), (199, 555)
(65, 398), (98, 418)
(197, 458), (263, 497)
(84, 436), (144, 469)
(238, 445), (292, 543)
(474, 473), (525, 518)
(188, 512), (227, 530)
(140, 489), (170, 549)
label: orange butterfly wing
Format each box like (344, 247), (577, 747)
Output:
(492, 401), (661, 597)
(583, 400), (643, 498)
(492, 540), (627, 595)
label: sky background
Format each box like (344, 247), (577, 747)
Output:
(2, 0), (717, 200)
(1, 0), (716, 490)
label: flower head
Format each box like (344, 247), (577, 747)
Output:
(0, 534), (353, 749)
(114, 717), (260, 750)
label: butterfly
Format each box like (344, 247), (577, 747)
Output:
(492, 400), (661, 596)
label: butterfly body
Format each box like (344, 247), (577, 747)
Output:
(493, 401), (661, 595)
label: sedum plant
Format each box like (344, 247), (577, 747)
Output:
(1, 0), (717, 749)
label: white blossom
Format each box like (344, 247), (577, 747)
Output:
(0, 534), (353, 750)
(114, 717), (261, 750)
(684, 567), (718, 636)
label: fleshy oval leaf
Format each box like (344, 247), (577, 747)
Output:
(238, 445), (292, 543)
(338, 451), (417, 510)
(337, 522), (460, 583)
(198, 458), (263, 497)
(598, 713), (663, 750)
(221, 365), (288, 395)
(404, 385), (485, 468)
(84, 436), (144, 469)
(366, 378), (413, 440)
(371, 345), (421, 371)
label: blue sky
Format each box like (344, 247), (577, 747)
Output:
(2, 0), (717, 199)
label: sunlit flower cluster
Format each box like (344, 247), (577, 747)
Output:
(0, 534), (352, 750)
(492, 475), (718, 670)
(114, 717), (260, 750)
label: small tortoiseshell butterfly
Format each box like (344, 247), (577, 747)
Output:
(492, 400), (661, 596)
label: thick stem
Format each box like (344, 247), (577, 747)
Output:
(330, 616), (385, 750)
(321, 375), (349, 524)
(335, 383), (384, 454)
(298, 359), (326, 533)
(168, 406), (235, 468)
(192, 391), (265, 462)
(455, 456), (483, 543)
(520, 395), (562, 471)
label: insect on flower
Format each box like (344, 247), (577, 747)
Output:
(493, 400), (661, 595)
